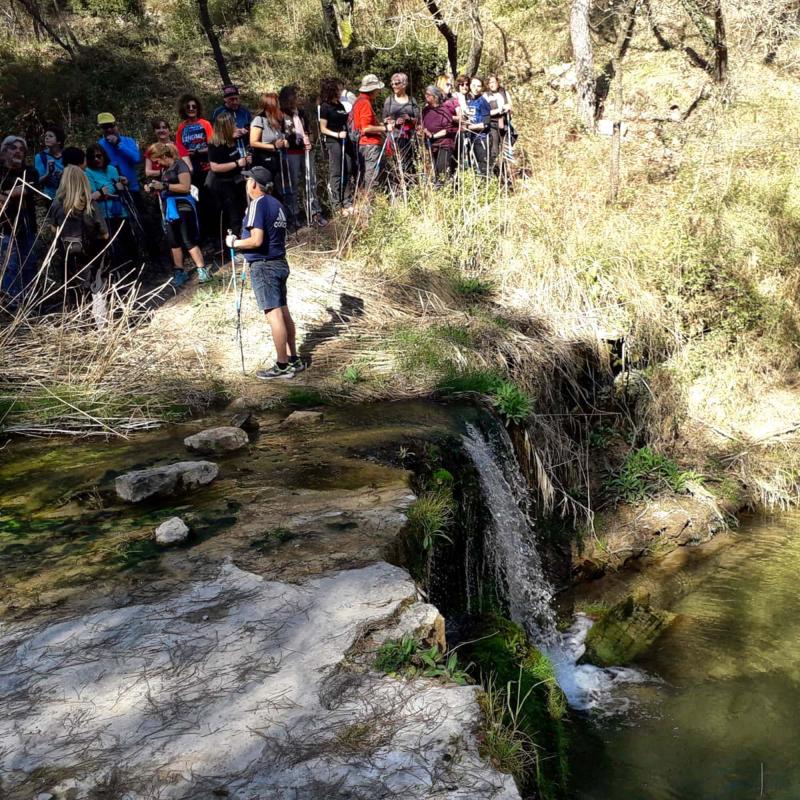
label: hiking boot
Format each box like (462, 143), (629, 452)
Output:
(256, 363), (295, 380)
(289, 357), (306, 374)
(172, 269), (189, 287)
(197, 266), (212, 283)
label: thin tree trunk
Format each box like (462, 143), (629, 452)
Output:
(713, 1), (728, 81)
(608, 56), (623, 204)
(465, 0), (484, 77)
(15, 0), (75, 56)
(197, 0), (231, 85)
(571, 0), (596, 131)
(425, 0), (458, 76)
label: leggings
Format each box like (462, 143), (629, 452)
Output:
(325, 138), (354, 210)
(165, 202), (199, 251)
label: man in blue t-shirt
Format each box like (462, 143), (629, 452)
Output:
(225, 166), (304, 380)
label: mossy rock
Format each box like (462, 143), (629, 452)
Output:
(582, 594), (675, 667)
(459, 614), (569, 798)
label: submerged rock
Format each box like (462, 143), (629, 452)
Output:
(582, 595), (675, 667)
(229, 411), (260, 437)
(115, 461), (219, 502)
(155, 517), (190, 545)
(282, 410), (324, 426)
(184, 426), (249, 454)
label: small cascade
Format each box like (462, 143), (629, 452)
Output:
(462, 422), (649, 712)
(462, 422), (555, 634)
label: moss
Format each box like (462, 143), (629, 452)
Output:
(582, 595), (675, 667)
(284, 387), (326, 408)
(460, 614), (570, 798)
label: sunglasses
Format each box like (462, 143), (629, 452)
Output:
(100, 124), (115, 130)
(186, 103), (198, 110)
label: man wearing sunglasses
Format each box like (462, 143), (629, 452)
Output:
(96, 112), (142, 194)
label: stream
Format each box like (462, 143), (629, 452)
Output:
(2, 402), (799, 798)
(568, 513), (800, 800)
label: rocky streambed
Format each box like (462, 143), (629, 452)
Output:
(0, 401), (523, 799)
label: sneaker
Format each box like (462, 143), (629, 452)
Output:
(289, 357), (306, 374)
(172, 269), (189, 287)
(256, 363), (295, 380)
(197, 266), (211, 283)
(312, 213), (329, 227)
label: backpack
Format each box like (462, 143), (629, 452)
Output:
(347, 101), (363, 145)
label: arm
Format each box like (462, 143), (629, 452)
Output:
(232, 226), (264, 250)
(210, 152), (247, 173)
(145, 155), (161, 178)
(250, 121), (284, 151)
(110, 136), (141, 166)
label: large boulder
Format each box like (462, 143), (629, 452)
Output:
(155, 517), (190, 545)
(184, 426), (248, 455)
(115, 461), (219, 502)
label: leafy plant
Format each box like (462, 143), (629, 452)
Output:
(604, 446), (702, 504)
(491, 381), (534, 426)
(374, 635), (417, 674)
(453, 276), (496, 300)
(342, 364), (363, 384)
(284, 387), (325, 408)
(589, 425), (615, 449)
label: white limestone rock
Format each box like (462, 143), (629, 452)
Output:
(155, 516), (190, 545)
(183, 426), (248, 454)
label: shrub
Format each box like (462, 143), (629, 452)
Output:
(604, 446), (701, 504)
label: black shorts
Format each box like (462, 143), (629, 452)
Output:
(249, 257), (289, 311)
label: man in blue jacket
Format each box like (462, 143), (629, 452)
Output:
(97, 113), (141, 191)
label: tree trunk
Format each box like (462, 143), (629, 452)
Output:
(197, 0), (231, 85)
(15, 0), (75, 56)
(571, 0), (596, 131)
(425, 0), (458, 76)
(465, 0), (484, 77)
(713, 0), (728, 82)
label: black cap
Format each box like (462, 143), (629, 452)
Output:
(242, 166), (273, 189)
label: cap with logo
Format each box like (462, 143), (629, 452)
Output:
(222, 85), (240, 98)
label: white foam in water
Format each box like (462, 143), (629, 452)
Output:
(462, 424), (653, 716)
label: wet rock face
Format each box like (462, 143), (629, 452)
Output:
(155, 516), (190, 545)
(184, 426), (249, 455)
(581, 595), (675, 667)
(115, 461), (219, 502)
(0, 562), (520, 800)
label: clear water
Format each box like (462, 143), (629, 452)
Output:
(570, 513), (800, 800)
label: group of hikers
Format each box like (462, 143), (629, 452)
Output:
(0, 70), (515, 377)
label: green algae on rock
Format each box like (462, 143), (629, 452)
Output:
(582, 595), (676, 667)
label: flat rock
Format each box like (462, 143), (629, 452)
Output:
(155, 516), (190, 545)
(184, 426), (249, 454)
(115, 461), (219, 502)
(373, 602), (446, 650)
(282, 410), (324, 426)
(0, 562), (520, 800)
(229, 411), (260, 436)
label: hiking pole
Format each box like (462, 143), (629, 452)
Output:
(304, 148), (313, 225)
(228, 229), (246, 375)
(340, 138), (346, 204)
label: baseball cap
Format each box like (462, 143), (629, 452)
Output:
(242, 166), (273, 189)
(97, 112), (116, 126)
(1, 135), (27, 150)
(222, 85), (240, 98)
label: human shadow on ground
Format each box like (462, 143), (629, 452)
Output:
(299, 293), (365, 368)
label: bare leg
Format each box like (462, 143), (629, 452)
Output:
(188, 245), (205, 269)
(170, 248), (184, 268)
(282, 306), (297, 358)
(266, 306), (288, 363)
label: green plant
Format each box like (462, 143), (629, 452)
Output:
(284, 387), (325, 408)
(418, 646), (472, 685)
(589, 425), (615, 449)
(406, 489), (454, 550)
(431, 468), (454, 486)
(491, 381), (534, 426)
(374, 635), (417, 674)
(453, 276), (496, 301)
(604, 446), (702, 504)
(479, 674), (540, 782)
(342, 364), (363, 384)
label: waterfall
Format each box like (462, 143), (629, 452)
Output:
(462, 423), (556, 635)
(462, 422), (650, 712)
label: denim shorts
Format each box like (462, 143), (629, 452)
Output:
(249, 257), (290, 311)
